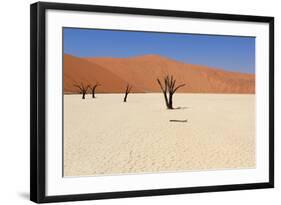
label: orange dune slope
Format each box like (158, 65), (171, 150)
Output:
(64, 54), (142, 93)
(64, 54), (255, 94)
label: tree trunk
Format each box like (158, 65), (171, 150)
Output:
(124, 93), (128, 102)
(92, 85), (98, 98)
(73, 83), (89, 99)
(168, 93), (173, 109)
(157, 76), (185, 109)
(162, 92), (169, 108)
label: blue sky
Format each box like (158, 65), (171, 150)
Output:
(64, 28), (255, 74)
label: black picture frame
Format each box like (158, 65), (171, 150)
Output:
(30, 1), (274, 203)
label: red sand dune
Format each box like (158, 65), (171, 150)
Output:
(64, 54), (142, 93)
(64, 54), (255, 94)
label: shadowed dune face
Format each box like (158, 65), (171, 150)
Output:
(64, 54), (142, 93)
(64, 54), (255, 94)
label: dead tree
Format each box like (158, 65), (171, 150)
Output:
(73, 83), (89, 99)
(157, 75), (185, 109)
(90, 83), (101, 98)
(123, 84), (132, 102)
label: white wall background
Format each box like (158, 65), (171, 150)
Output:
(0, 0), (279, 204)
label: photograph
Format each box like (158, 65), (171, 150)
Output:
(30, 2), (274, 202)
(63, 28), (256, 177)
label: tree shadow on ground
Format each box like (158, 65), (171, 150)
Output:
(169, 119), (188, 123)
(174, 106), (189, 110)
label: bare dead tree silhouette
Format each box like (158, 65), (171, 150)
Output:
(90, 83), (101, 98)
(73, 83), (89, 99)
(157, 75), (185, 109)
(123, 84), (132, 102)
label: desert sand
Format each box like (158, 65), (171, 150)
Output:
(64, 93), (255, 177)
(64, 54), (255, 94)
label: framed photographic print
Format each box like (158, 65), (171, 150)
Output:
(30, 2), (274, 203)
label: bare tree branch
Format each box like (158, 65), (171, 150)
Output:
(156, 75), (186, 109)
(157, 79), (166, 92)
(172, 84), (185, 94)
(73, 82), (89, 99)
(89, 82), (101, 98)
(73, 84), (83, 91)
(124, 84), (132, 102)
